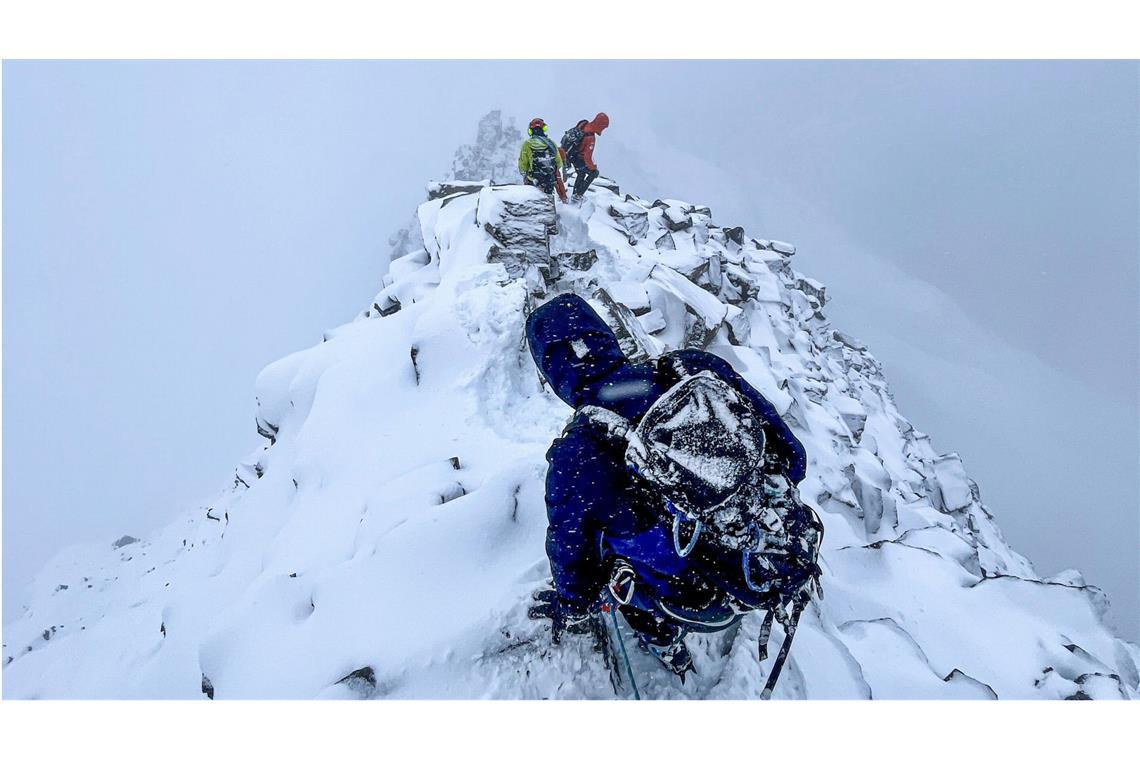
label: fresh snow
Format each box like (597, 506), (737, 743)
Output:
(4, 113), (1137, 700)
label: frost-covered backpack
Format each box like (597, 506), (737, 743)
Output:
(530, 138), (558, 181)
(561, 121), (587, 161)
(580, 355), (823, 696)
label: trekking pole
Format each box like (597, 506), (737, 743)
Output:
(608, 605), (642, 700)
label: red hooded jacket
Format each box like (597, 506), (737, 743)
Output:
(578, 112), (609, 171)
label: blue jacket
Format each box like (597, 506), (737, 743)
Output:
(526, 294), (807, 617)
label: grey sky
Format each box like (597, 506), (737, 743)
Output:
(4, 61), (1137, 636)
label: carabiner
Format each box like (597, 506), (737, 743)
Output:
(672, 513), (702, 557)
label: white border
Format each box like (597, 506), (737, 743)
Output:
(2, 0), (1138, 755)
(0, 0), (1138, 58)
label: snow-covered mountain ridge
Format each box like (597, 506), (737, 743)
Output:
(5, 113), (1137, 699)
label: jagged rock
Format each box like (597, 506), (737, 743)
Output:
(554, 249), (598, 272)
(374, 294), (401, 317)
(724, 226), (745, 246)
(682, 317), (718, 349)
(662, 206), (692, 232)
(770, 239), (796, 255)
(235, 462), (260, 489)
(833, 330), (868, 352)
(933, 454), (974, 513)
(481, 188), (558, 280)
(448, 110), (522, 184)
(593, 288), (655, 363)
(638, 308), (667, 335)
(335, 666), (378, 698)
(255, 416), (279, 443)
(602, 281), (651, 315)
(834, 396), (868, 441)
(703, 253), (723, 293)
(607, 202), (649, 242)
(649, 264), (727, 330)
(725, 304), (751, 346)
(654, 232), (676, 252)
(796, 277), (827, 308)
(427, 180), (487, 201)
(592, 176), (620, 195)
(112, 536), (139, 549)
(201, 674), (214, 700)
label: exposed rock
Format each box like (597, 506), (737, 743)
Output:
(448, 110), (523, 184)
(483, 190), (558, 280)
(553, 249), (598, 272)
(602, 281), (651, 315)
(336, 666), (378, 698)
(933, 454), (974, 513)
(427, 180), (487, 201)
(638, 308), (667, 335)
(255, 415), (279, 443)
(796, 277), (827, 308)
(374, 294), (401, 317)
(724, 226), (745, 246)
(593, 288), (655, 363)
(592, 176), (620, 195)
(438, 481), (467, 505)
(607, 202), (649, 242)
(662, 206), (692, 232)
(112, 536), (139, 549)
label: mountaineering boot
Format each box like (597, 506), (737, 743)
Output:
(644, 636), (695, 683)
(615, 604), (693, 681)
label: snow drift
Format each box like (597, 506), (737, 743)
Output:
(5, 113), (1137, 699)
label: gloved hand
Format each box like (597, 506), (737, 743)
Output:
(528, 587), (592, 644)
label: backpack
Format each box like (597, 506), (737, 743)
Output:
(578, 354), (823, 697)
(561, 121), (588, 160)
(530, 137), (558, 180)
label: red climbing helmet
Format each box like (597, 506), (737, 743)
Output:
(528, 117), (548, 135)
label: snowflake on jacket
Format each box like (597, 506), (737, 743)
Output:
(526, 294), (807, 615)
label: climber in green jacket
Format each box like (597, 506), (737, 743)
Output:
(519, 118), (568, 202)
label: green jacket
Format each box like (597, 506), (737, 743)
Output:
(518, 135), (564, 176)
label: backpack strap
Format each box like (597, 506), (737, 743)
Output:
(577, 404), (632, 440)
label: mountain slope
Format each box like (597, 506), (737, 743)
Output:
(4, 114), (1137, 699)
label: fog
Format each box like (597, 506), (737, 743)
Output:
(4, 61), (1137, 636)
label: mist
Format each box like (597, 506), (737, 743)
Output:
(4, 60), (1137, 636)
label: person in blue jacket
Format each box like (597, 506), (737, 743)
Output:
(525, 293), (809, 677)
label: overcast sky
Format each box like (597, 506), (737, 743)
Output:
(4, 61), (1137, 636)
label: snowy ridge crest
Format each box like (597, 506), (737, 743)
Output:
(4, 117), (1138, 699)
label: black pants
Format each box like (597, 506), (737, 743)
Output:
(571, 159), (599, 198)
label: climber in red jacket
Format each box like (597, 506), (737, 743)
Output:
(560, 112), (609, 204)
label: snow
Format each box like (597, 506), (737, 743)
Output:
(4, 114), (1137, 700)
